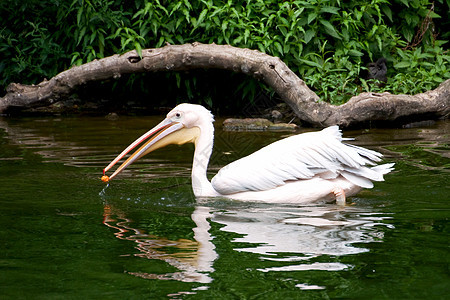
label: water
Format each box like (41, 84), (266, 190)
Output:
(0, 116), (448, 299)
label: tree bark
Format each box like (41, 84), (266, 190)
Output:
(1, 43), (449, 127)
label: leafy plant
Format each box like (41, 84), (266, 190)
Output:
(0, 0), (449, 108)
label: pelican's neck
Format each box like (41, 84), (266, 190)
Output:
(191, 121), (219, 197)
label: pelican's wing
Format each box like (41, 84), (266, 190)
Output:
(211, 126), (392, 195)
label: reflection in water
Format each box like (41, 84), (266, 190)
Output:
(212, 204), (392, 273)
(103, 204), (217, 284)
(103, 200), (393, 291)
(1, 116), (447, 296)
(0, 117), (194, 179)
(1, 117), (448, 177)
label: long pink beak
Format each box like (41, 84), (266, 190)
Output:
(102, 118), (183, 181)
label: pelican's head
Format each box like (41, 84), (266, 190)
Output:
(167, 103), (214, 129)
(102, 103), (214, 181)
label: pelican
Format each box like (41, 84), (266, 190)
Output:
(102, 103), (394, 205)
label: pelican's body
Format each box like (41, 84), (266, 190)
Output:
(103, 104), (394, 204)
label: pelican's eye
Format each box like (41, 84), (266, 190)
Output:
(175, 112), (181, 119)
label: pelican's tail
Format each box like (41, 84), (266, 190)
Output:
(371, 163), (395, 176)
(341, 163), (395, 189)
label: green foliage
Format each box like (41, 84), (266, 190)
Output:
(0, 0), (449, 106)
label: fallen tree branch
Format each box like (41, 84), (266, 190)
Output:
(1, 43), (449, 127)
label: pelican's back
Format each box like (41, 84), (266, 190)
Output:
(211, 126), (394, 195)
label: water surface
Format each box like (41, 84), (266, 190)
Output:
(0, 116), (448, 299)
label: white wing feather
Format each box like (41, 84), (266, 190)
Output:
(211, 126), (393, 195)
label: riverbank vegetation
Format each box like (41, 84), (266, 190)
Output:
(1, 0), (449, 111)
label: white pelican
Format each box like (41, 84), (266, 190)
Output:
(102, 103), (394, 205)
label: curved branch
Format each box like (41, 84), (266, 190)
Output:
(1, 43), (448, 127)
(331, 80), (450, 127)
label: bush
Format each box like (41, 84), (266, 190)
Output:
(0, 0), (449, 106)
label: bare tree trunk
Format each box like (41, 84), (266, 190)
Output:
(1, 43), (449, 127)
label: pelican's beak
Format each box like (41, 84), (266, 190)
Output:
(102, 118), (199, 181)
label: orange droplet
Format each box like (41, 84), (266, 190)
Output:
(101, 175), (110, 183)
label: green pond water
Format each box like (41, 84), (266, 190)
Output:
(0, 115), (448, 299)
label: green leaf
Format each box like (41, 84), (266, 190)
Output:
(135, 42), (142, 58)
(284, 31), (293, 43)
(402, 27), (414, 42)
(430, 76), (441, 83)
(299, 59), (322, 68)
(381, 5), (393, 22)
(175, 73), (181, 88)
(70, 52), (80, 65)
(421, 62), (435, 68)
(399, 0), (409, 7)
(77, 27), (86, 46)
(376, 35), (382, 51)
(122, 37), (133, 49)
(394, 61), (411, 68)
(221, 21), (228, 32)
(189, 16), (197, 28)
(304, 29), (315, 43)
(182, 8), (190, 23)
(341, 28), (349, 42)
(196, 9), (208, 28)
(77, 8), (83, 25)
(284, 43), (290, 54)
(319, 20), (340, 39)
(244, 28), (250, 44)
(90, 32), (97, 44)
(307, 13), (317, 24)
(274, 41), (283, 55)
(185, 79), (193, 99)
(175, 34), (184, 44)
(360, 78), (370, 92)
(367, 25), (378, 38)
(132, 9), (144, 19)
(233, 36), (243, 44)
(169, 2), (182, 16)
(429, 11), (441, 19)
(297, 43), (303, 57)
(156, 36), (164, 48)
(348, 49), (364, 57)
(320, 6), (340, 15)
(293, 7), (305, 19)
(257, 43), (265, 53)
(279, 17), (289, 27)
(183, 0), (192, 10)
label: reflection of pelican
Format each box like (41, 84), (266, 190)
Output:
(103, 201), (393, 287)
(103, 104), (394, 204)
(103, 204), (217, 283)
